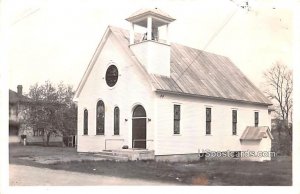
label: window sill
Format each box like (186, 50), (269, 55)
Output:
(113, 134), (120, 136)
(173, 134), (181, 136)
(82, 135), (88, 136)
(205, 134), (212, 136)
(95, 134), (105, 136)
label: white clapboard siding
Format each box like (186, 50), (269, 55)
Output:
(77, 33), (155, 152)
(154, 93), (271, 155)
(75, 26), (272, 158)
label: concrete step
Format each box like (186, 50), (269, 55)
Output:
(110, 149), (155, 160)
(101, 150), (129, 157)
(79, 152), (129, 162)
(93, 152), (129, 162)
(79, 149), (155, 161)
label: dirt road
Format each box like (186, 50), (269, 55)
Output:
(9, 164), (174, 186)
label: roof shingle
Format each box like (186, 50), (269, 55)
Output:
(109, 26), (272, 105)
(240, 126), (273, 141)
(126, 8), (175, 22)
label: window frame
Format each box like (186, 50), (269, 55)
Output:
(173, 104), (181, 135)
(33, 129), (38, 137)
(232, 109), (237, 135)
(39, 129), (44, 136)
(206, 107), (212, 135)
(105, 65), (119, 87)
(83, 109), (88, 135)
(254, 111), (259, 127)
(33, 128), (44, 137)
(96, 100), (105, 135)
(114, 106), (120, 135)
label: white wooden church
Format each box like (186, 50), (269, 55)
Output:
(73, 8), (274, 161)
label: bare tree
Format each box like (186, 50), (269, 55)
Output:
(264, 62), (293, 123)
(263, 62), (292, 155)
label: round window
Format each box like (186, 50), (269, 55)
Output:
(105, 65), (118, 87)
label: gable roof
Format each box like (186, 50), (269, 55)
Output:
(73, 26), (155, 101)
(110, 26), (271, 105)
(125, 8), (175, 22)
(9, 89), (31, 104)
(74, 26), (272, 106)
(240, 126), (273, 141)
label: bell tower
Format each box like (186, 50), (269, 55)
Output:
(126, 8), (175, 77)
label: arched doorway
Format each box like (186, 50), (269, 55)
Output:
(132, 105), (147, 149)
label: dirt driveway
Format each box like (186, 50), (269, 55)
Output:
(10, 164), (174, 186)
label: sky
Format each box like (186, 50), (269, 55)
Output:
(1, 0), (300, 191)
(4, 0), (294, 94)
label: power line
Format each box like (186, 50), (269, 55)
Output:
(174, 7), (238, 82)
(202, 9), (238, 51)
(12, 8), (40, 26)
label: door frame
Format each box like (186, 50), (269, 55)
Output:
(131, 104), (147, 149)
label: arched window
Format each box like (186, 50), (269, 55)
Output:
(132, 105), (146, 117)
(96, 100), (105, 135)
(83, 109), (88, 135)
(114, 107), (120, 135)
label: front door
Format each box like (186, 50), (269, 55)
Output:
(132, 105), (147, 149)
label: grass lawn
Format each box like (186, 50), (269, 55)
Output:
(9, 144), (292, 186)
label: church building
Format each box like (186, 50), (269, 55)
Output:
(73, 8), (273, 161)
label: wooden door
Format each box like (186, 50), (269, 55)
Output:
(132, 105), (146, 149)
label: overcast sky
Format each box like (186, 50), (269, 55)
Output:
(5, 0), (294, 94)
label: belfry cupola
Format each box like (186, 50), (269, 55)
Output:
(126, 8), (175, 77)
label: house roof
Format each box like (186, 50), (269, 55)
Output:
(74, 26), (271, 106)
(109, 26), (272, 105)
(125, 8), (175, 23)
(9, 89), (31, 104)
(240, 126), (273, 141)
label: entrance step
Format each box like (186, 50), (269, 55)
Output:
(93, 152), (129, 162)
(106, 149), (155, 161)
(79, 151), (129, 162)
(79, 149), (155, 161)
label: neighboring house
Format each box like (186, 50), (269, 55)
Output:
(73, 8), (273, 161)
(9, 85), (63, 145)
(9, 85), (31, 143)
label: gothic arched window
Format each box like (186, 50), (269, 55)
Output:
(96, 100), (105, 135)
(114, 107), (120, 135)
(83, 109), (88, 135)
